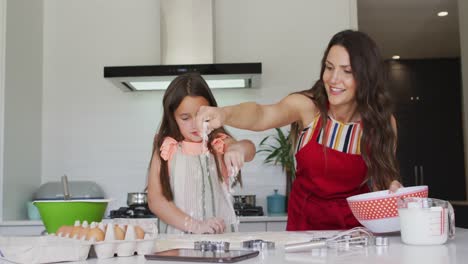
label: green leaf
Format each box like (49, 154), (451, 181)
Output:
(258, 136), (271, 146)
(257, 128), (296, 181)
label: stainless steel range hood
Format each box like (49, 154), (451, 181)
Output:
(104, 0), (262, 91)
(104, 63), (262, 91)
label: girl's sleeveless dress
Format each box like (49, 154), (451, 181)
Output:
(287, 115), (370, 230)
(159, 135), (238, 234)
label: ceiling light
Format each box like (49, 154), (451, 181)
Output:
(437, 11), (448, 17)
(392, 55), (400, 60)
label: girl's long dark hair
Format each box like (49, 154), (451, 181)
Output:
(149, 73), (241, 201)
(291, 30), (400, 191)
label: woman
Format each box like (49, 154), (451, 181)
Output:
(196, 30), (401, 230)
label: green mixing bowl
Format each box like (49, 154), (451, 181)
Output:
(33, 199), (110, 234)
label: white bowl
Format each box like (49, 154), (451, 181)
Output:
(347, 185), (428, 233)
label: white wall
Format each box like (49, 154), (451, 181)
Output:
(211, 0), (357, 208)
(42, 0), (162, 213)
(43, 0), (356, 213)
(3, 0), (43, 220)
(1, 0), (357, 219)
(0, 0), (6, 220)
(459, 0), (468, 200)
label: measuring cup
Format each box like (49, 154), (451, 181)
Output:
(397, 197), (455, 245)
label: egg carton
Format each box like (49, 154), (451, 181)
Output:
(0, 235), (93, 264)
(90, 237), (156, 259)
(91, 219), (157, 258)
(46, 234), (157, 260)
(53, 218), (159, 260)
(92, 219), (158, 258)
(110, 218), (159, 235)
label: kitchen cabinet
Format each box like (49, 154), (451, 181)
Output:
(266, 221), (287, 231)
(238, 215), (288, 232)
(239, 222), (266, 232)
(388, 58), (466, 200)
(452, 202), (468, 228)
(0, 221), (45, 236)
(238, 221), (287, 232)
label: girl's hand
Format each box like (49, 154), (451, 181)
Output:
(196, 106), (225, 135)
(388, 180), (403, 193)
(223, 144), (246, 177)
(188, 217), (226, 234)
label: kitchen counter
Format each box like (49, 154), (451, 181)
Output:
(0, 215), (288, 235)
(0, 215), (287, 225)
(55, 228), (468, 264)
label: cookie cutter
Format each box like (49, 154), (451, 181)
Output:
(194, 241), (230, 252)
(374, 236), (389, 246)
(242, 239), (275, 250)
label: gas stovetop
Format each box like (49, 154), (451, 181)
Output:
(110, 204), (263, 218)
(234, 203), (264, 216)
(109, 205), (156, 218)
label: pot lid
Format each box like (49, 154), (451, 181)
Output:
(35, 181), (105, 200)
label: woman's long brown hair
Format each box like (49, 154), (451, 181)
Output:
(148, 73), (241, 201)
(291, 30), (400, 191)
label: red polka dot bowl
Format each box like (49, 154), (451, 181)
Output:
(347, 185), (428, 233)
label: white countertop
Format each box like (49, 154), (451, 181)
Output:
(44, 227), (468, 264)
(0, 220), (44, 226)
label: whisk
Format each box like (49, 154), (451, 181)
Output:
(285, 227), (378, 253)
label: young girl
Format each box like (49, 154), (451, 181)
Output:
(147, 73), (255, 234)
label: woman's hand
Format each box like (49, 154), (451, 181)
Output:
(196, 106), (226, 135)
(223, 144), (246, 177)
(388, 180), (403, 193)
(187, 217), (226, 234)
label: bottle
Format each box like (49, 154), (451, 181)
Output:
(267, 189), (286, 214)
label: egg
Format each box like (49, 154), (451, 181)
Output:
(78, 227), (90, 239)
(56, 225), (71, 237)
(69, 220), (82, 239)
(86, 227), (105, 242)
(98, 222), (107, 232)
(114, 225), (125, 240)
(135, 226), (145, 239)
(70, 226), (82, 239)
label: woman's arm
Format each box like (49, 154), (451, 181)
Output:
(388, 114), (402, 192)
(221, 138), (256, 175)
(224, 138), (256, 162)
(197, 93), (316, 132)
(391, 114), (398, 150)
(147, 153), (225, 233)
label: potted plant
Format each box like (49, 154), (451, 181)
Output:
(257, 128), (296, 203)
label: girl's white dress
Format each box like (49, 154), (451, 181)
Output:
(159, 135), (238, 234)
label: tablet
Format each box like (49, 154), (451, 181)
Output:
(144, 248), (260, 263)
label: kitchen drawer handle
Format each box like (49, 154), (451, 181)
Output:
(414, 165), (419, 185)
(419, 165), (424, 185)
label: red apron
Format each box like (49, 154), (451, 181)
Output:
(286, 117), (370, 230)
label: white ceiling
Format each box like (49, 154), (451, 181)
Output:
(357, 0), (460, 59)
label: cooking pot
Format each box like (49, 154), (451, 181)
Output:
(127, 192), (148, 206)
(35, 181), (105, 200)
(233, 195), (256, 207)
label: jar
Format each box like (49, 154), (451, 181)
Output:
(267, 189), (285, 214)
